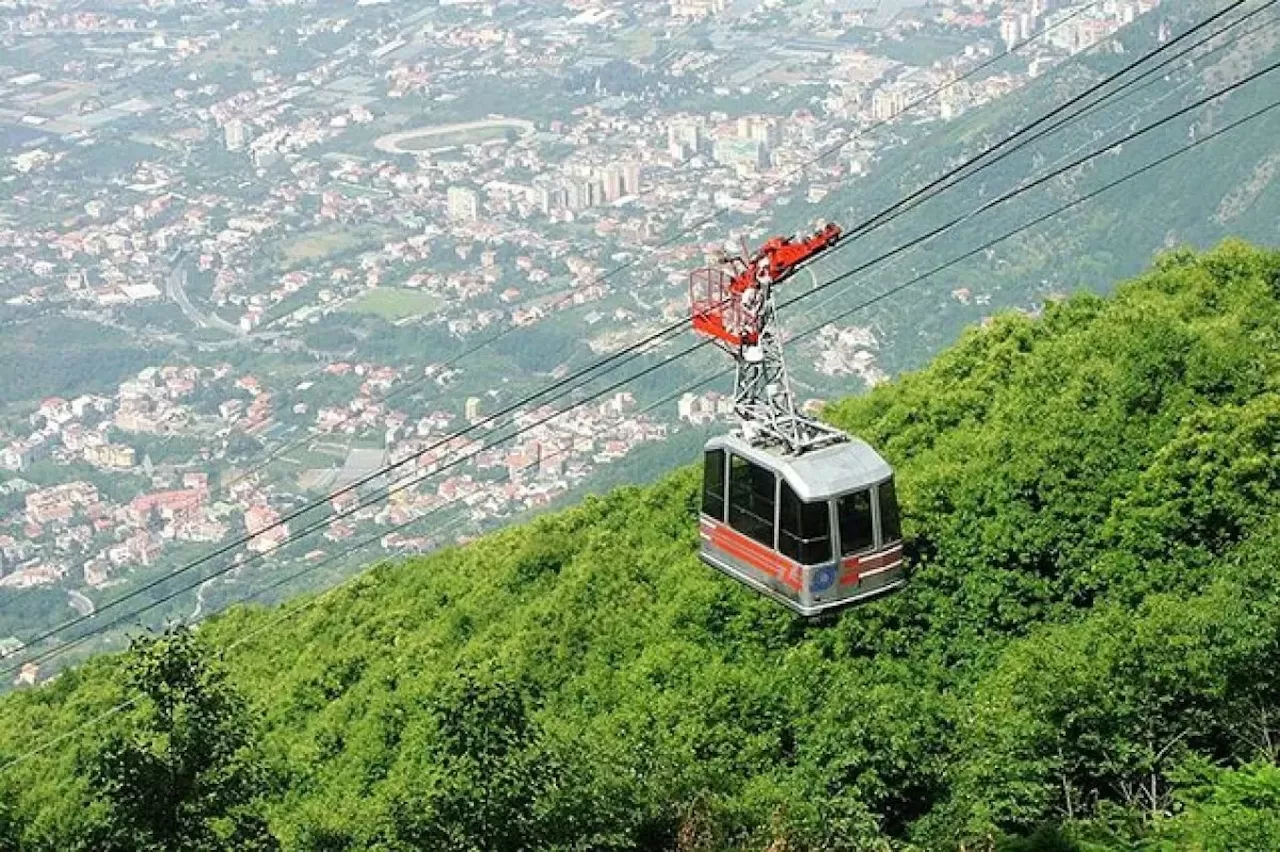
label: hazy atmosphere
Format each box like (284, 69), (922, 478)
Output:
(0, 0), (1277, 846)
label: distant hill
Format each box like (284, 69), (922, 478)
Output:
(0, 242), (1278, 850)
(782, 0), (1280, 388)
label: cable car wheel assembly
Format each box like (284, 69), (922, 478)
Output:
(688, 223), (906, 617)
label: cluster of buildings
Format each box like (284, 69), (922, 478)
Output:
(812, 324), (889, 387)
(363, 390), (670, 533)
(0, 0), (1163, 346)
(0, 347), (672, 618)
(0, 470), (221, 593)
(677, 390), (736, 426)
(1, 395), (112, 473)
(1000, 0), (1161, 53)
(537, 160), (645, 214)
(448, 160), (644, 223)
(0, 363), (296, 597)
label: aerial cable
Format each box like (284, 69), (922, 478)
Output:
(6, 61), (1274, 680)
(802, 31), (1280, 327)
(952, 58), (1280, 233)
(1051, 0), (1280, 132)
(4, 93), (1275, 775)
(927, 0), (1279, 197)
(6, 16), (1264, 670)
(796, 9), (1278, 324)
(788, 101), (1280, 352)
(775, 55), (1280, 321)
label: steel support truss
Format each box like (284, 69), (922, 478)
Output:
(731, 290), (845, 455)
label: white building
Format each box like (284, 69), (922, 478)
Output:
(667, 120), (705, 160)
(871, 85), (910, 122)
(224, 119), (249, 151)
(447, 186), (480, 222)
(670, 0), (725, 18)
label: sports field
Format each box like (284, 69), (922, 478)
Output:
(344, 287), (441, 320)
(373, 118), (533, 154)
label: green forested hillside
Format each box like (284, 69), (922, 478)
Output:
(1, 241), (1279, 851)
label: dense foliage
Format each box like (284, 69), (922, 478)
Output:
(0, 318), (156, 405)
(86, 630), (278, 852)
(0, 242), (1278, 850)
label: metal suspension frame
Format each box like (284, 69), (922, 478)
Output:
(730, 284), (845, 454)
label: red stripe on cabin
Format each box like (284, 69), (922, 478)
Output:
(839, 542), (904, 586)
(703, 519), (802, 591)
(721, 527), (798, 588)
(715, 533), (780, 579)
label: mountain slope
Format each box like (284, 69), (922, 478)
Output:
(779, 0), (1280, 387)
(1, 241), (1279, 850)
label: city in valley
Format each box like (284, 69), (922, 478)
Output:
(0, 0), (1155, 680)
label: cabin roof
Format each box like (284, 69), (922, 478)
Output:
(705, 433), (893, 502)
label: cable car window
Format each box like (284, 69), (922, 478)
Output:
(878, 478), (901, 544)
(838, 490), (874, 556)
(728, 454), (775, 548)
(779, 481), (831, 564)
(702, 449), (726, 521)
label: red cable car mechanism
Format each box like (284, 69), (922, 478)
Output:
(691, 222), (842, 348)
(688, 222), (906, 617)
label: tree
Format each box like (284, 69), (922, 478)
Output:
(302, 326), (358, 352)
(1152, 760), (1280, 850)
(386, 669), (564, 852)
(225, 432), (265, 460)
(86, 627), (279, 852)
(0, 791), (20, 852)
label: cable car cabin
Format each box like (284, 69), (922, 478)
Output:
(698, 434), (905, 617)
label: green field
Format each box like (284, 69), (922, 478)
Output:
(878, 33), (972, 68)
(190, 28), (274, 69)
(281, 230), (365, 264)
(344, 287), (442, 320)
(615, 27), (658, 59)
